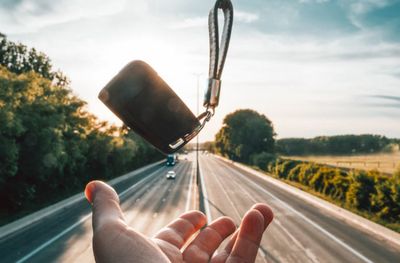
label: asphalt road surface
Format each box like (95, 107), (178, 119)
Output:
(199, 154), (400, 263)
(1, 153), (399, 262)
(0, 158), (196, 263)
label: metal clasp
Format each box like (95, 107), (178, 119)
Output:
(203, 78), (221, 108)
(168, 110), (213, 150)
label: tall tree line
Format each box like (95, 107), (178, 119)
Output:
(277, 135), (398, 156)
(0, 35), (162, 223)
(212, 108), (400, 229)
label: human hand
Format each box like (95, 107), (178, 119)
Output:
(85, 180), (273, 263)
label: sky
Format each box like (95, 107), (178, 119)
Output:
(1, 0), (400, 141)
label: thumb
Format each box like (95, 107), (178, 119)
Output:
(85, 180), (126, 232)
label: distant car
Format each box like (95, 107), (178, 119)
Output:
(166, 171), (176, 179)
(166, 154), (175, 166)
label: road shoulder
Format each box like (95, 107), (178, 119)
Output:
(0, 160), (164, 240)
(214, 155), (400, 248)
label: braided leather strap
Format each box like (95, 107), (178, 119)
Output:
(204, 0), (234, 108)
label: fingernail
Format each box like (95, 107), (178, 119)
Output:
(85, 181), (96, 204)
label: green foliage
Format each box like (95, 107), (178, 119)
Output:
(277, 135), (394, 156)
(394, 164), (400, 179)
(309, 167), (341, 195)
(215, 109), (276, 162)
(250, 155), (399, 223)
(250, 152), (276, 170)
(345, 170), (376, 211)
(0, 38), (163, 222)
(0, 35), (69, 87)
(275, 160), (301, 179)
(329, 172), (350, 200)
(297, 163), (320, 186)
(287, 164), (302, 182)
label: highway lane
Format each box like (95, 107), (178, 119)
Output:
(0, 158), (196, 263)
(199, 154), (400, 263)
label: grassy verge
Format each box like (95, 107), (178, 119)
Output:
(273, 173), (400, 233)
(236, 159), (400, 233)
(283, 153), (400, 175)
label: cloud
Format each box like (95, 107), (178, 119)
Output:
(235, 11), (259, 23)
(169, 10), (259, 29)
(0, 0), (127, 33)
(340, 0), (400, 38)
(1, 0), (399, 139)
(169, 17), (207, 29)
(299, 0), (331, 3)
(346, 0), (391, 15)
(370, 95), (400, 102)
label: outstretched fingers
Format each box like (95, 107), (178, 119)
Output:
(182, 216), (236, 262)
(211, 204), (274, 263)
(154, 210), (207, 249)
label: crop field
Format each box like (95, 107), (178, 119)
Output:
(284, 153), (400, 175)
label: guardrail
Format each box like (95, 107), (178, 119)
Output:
(0, 160), (164, 240)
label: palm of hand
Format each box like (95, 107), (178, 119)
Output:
(86, 181), (273, 263)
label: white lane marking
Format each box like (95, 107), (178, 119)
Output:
(185, 162), (195, 212)
(210, 157), (318, 263)
(16, 214), (92, 263)
(198, 157), (213, 223)
(274, 220), (320, 263)
(0, 161), (164, 241)
(221, 161), (374, 263)
(209, 163), (242, 220)
(208, 161), (268, 263)
(227, 170), (310, 263)
(211, 161), (267, 262)
(16, 167), (164, 263)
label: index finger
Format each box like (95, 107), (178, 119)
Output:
(227, 209), (265, 262)
(213, 204), (273, 263)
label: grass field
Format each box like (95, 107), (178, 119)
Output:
(284, 153), (400, 175)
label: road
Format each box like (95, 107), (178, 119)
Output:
(199, 154), (400, 263)
(1, 153), (399, 262)
(0, 158), (196, 263)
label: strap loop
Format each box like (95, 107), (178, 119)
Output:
(170, 1), (233, 152)
(204, 0), (233, 109)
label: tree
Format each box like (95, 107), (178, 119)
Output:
(276, 134), (393, 156)
(0, 37), (164, 222)
(215, 109), (276, 162)
(0, 35), (68, 87)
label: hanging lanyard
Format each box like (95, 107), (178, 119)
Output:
(204, 0), (234, 111)
(180, 0), (233, 145)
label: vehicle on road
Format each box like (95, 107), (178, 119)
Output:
(166, 154), (176, 166)
(166, 171), (176, 179)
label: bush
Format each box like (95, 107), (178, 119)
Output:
(390, 183), (400, 221)
(256, 157), (400, 224)
(297, 163), (320, 185)
(287, 164), (302, 182)
(276, 160), (301, 179)
(309, 167), (337, 193)
(329, 172), (350, 200)
(345, 171), (376, 211)
(250, 152), (276, 170)
(394, 164), (400, 179)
